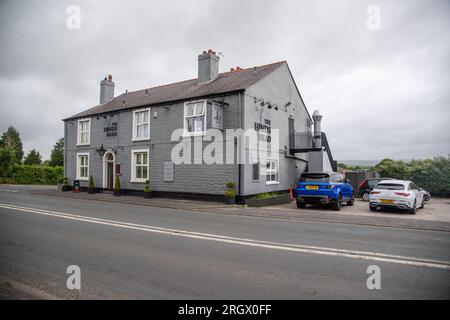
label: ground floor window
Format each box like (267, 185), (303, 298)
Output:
(266, 159), (278, 185)
(131, 149), (149, 183)
(252, 159), (260, 181)
(76, 152), (89, 180)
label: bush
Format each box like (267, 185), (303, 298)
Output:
(114, 176), (121, 193)
(255, 192), (285, 200)
(374, 156), (450, 196)
(87, 175), (95, 194)
(224, 181), (236, 198)
(1, 165), (64, 185)
(144, 180), (152, 193)
(226, 181), (235, 189)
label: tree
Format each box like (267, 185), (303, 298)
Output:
(23, 148), (42, 165)
(374, 158), (409, 179)
(0, 126), (24, 164)
(0, 147), (16, 178)
(49, 137), (64, 166)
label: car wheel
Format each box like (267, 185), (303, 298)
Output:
(369, 206), (377, 212)
(409, 200), (417, 215)
(333, 195), (342, 211)
(296, 201), (306, 209)
(361, 192), (370, 202)
(419, 199), (425, 209)
(347, 194), (354, 206)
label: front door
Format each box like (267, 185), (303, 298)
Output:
(107, 162), (114, 191)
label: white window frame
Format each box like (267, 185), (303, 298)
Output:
(76, 152), (89, 181)
(77, 118), (91, 146)
(132, 108), (151, 141)
(183, 100), (207, 137)
(266, 159), (279, 185)
(130, 149), (149, 183)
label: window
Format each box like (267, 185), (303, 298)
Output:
(184, 100), (206, 136)
(77, 118), (90, 145)
(131, 149), (149, 183)
(252, 159), (260, 181)
(76, 153), (89, 180)
(266, 160), (279, 185)
(132, 108), (150, 141)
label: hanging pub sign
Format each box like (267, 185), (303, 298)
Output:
(254, 119), (271, 142)
(211, 104), (223, 130)
(104, 122), (118, 137)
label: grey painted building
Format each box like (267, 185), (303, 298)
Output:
(63, 50), (334, 201)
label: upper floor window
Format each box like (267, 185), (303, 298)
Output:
(184, 100), (206, 136)
(77, 118), (90, 145)
(132, 108), (150, 141)
(76, 152), (89, 180)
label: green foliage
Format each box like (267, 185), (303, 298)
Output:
(63, 176), (69, 186)
(225, 181), (235, 189)
(374, 156), (450, 196)
(0, 165), (63, 185)
(224, 189), (236, 198)
(255, 192), (285, 200)
(23, 148), (42, 165)
(338, 162), (373, 171)
(0, 126), (24, 164)
(144, 180), (152, 193)
(224, 181), (236, 198)
(0, 147), (16, 178)
(88, 175), (95, 193)
(49, 138), (64, 167)
(114, 176), (121, 192)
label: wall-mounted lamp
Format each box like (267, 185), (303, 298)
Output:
(96, 144), (106, 157)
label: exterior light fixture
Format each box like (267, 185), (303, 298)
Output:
(96, 144), (106, 157)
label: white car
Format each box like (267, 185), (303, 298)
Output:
(369, 180), (425, 214)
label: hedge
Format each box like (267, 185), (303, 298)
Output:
(0, 165), (64, 185)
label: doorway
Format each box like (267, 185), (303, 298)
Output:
(103, 151), (115, 190)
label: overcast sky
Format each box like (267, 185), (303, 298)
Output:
(0, 0), (449, 161)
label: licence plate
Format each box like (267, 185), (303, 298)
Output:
(380, 199), (395, 205)
(306, 185), (319, 190)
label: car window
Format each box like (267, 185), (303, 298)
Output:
(299, 173), (330, 183)
(376, 183), (405, 190)
(335, 174), (343, 183)
(368, 180), (378, 188)
(410, 182), (418, 190)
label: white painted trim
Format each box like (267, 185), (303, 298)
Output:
(183, 100), (207, 137)
(76, 118), (91, 146)
(132, 108), (151, 142)
(102, 150), (116, 189)
(76, 152), (89, 181)
(130, 148), (150, 183)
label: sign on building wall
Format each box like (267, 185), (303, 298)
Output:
(164, 161), (174, 182)
(211, 104), (223, 130)
(104, 122), (118, 137)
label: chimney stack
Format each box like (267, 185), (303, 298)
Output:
(100, 74), (115, 104)
(198, 49), (220, 84)
(312, 110), (323, 148)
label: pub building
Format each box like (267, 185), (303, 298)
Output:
(63, 50), (336, 203)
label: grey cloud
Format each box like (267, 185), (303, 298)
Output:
(0, 0), (448, 160)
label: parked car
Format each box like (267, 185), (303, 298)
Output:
(359, 177), (394, 201)
(294, 172), (354, 211)
(369, 180), (425, 214)
(419, 188), (431, 201)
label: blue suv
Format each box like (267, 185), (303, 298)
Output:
(294, 172), (354, 210)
